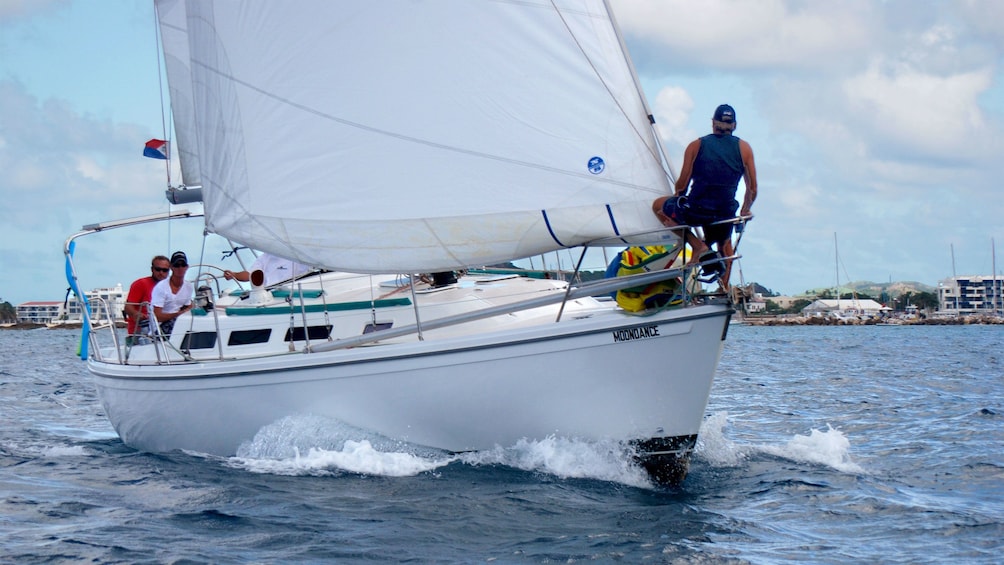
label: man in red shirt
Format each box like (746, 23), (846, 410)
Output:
(124, 255), (170, 344)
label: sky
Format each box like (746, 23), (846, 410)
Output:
(2, 0), (1004, 306)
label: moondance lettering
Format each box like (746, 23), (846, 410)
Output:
(612, 325), (660, 343)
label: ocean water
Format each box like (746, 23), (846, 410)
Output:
(1, 325), (1001, 564)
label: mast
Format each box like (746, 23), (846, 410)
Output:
(950, 243), (957, 278)
(834, 233), (839, 303)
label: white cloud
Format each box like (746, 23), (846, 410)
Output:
(843, 61), (992, 158)
(958, 0), (1004, 46)
(0, 79), (177, 304)
(651, 85), (695, 158)
(0, 0), (67, 21)
(611, 0), (877, 71)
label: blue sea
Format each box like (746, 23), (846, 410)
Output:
(1, 325), (1001, 564)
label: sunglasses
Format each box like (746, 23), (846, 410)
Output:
(172, 262), (188, 268)
(152, 266), (170, 273)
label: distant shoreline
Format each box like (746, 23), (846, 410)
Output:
(742, 315), (1004, 326)
(0, 322), (125, 330)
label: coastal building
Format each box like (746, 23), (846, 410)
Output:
(86, 284), (127, 323)
(16, 301), (65, 324)
(745, 295), (766, 314)
(801, 298), (887, 319)
(16, 284), (126, 325)
(938, 275), (1003, 316)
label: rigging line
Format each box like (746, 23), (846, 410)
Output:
(602, 0), (678, 183)
(187, 60), (656, 195)
(550, 0), (670, 181)
(151, 3), (171, 187)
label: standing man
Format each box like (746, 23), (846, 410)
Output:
(123, 255), (170, 345)
(653, 103), (757, 288)
(151, 251), (195, 336)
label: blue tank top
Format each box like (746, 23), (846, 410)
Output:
(687, 133), (743, 213)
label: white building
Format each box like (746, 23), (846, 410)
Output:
(86, 284), (127, 323)
(16, 284), (126, 325)
(801, 298), (887, 318)
(938, 276), (1003, 316)
(16, 301), (64, 324)
(743, 293), (767, 314)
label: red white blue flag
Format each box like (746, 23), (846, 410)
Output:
(143, 139), (169, 160)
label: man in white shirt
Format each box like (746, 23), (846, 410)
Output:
(223, 252), (310, 287)
(151, 250), (195, 336)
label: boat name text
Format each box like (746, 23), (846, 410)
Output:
(613, 325), (660, 343)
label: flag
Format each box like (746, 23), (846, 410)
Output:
(143, 139), (169, 160)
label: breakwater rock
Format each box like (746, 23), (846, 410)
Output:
(744, 315), (1004, 326)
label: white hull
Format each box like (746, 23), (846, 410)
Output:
(88, 280), (730, 482)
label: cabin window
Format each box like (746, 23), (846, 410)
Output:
(228, 329), (272, 346)
(181, 331), (217, 350)
(284, 325), (332, 342)
(363, 322), (393, 334)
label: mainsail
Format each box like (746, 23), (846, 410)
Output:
(155, 0), (673, 272)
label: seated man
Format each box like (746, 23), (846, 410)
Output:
(123, 255), (170, 345)
(653, 103), (757, 288)
(151, 251), (195, 336)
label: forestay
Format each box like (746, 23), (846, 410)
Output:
(157, 0), (674, 272)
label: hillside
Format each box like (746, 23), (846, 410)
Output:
(801, 280), (936, 299)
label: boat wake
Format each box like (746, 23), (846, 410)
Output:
(696, 412), (865, 474)
(228, 414), (454, 477)
(226, 414), (654, 487)
(458, 436), (653, 488)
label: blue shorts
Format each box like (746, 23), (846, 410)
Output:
(662, 196), (736, 244)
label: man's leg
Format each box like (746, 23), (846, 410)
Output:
(718, 238), (734, 289)
(653, 197), (710, 262)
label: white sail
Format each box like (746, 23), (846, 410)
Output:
(165, 0), (673, 272)
(154, 0), (201, 188)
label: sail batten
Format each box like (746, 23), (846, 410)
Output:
(157, 0), (672, 272)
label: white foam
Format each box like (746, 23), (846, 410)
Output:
(234, 440), (454, 477)
(697, 413), (864, 474)
(695, 411), (747, 467)
(36, 423), (118, 441)
(460, 436), (653, 488)
(227, 414), (654, 486)
(42, 445), (89, 457)
(762, 424), (865, 474)
(230, 414), (453, 477)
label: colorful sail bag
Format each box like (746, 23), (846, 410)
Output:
(612, 246), (683, 312)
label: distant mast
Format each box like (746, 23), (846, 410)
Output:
(993, 238), (999, 315)
(951, 243), (957, 278)
(834, 233), (839, 299)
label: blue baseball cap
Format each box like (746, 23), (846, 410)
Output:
(713, 104), (736, 123)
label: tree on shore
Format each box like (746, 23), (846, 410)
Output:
(896, 291), (939, 311)
(0, 301), (15, 323)
(765, 298), (812, 315)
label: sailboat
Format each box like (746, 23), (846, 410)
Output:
(63, 0), (740, 485)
